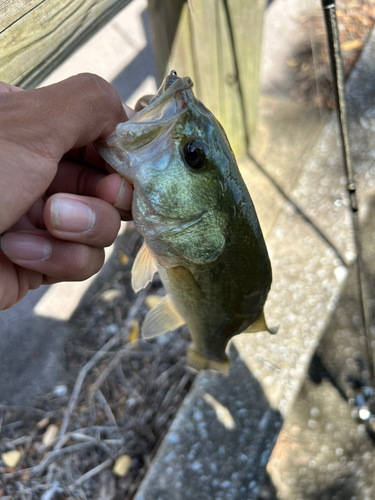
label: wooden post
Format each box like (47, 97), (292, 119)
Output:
(147, 0), (266, 157)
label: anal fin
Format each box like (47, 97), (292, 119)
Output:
(131, 243), (158, 292)
(142, 295), (185, 339)
(244, 310), (279, 335)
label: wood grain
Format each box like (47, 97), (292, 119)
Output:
(148, 0), (266, 156)
(0, 0), (131, 89)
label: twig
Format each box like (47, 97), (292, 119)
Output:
(2, 467), (34, 479)
(30, 442), (95, 478)
(159, 381), (178, 411)
(0, 405), (45, 414)
(88, 340), (143, 399)
(68, 444), (129, 488)
(5, 434), (30, 448)
(154, 359), (185, 385)
(89, 351), (124, 398)
(96, 390), (118, 429)
(38, 431), (71, 454)
(68, 426), (122, 435)
(55, 292), (146, 448)
(68, 458), (112, 488)
(175, 371), (192, 394)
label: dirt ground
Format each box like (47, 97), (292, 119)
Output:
(0, 225), (195, 500)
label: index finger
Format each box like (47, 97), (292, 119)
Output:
(0, 74), (127, 232)
(0, 73), (127, 161)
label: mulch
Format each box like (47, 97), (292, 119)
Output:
(0, 224), (194, 500)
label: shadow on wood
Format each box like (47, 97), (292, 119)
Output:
(148, 0), (266, 156)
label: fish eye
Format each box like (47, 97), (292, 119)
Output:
(183, 139), (207, 169)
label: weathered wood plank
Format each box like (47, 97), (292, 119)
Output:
(0, 0), (132, 89)
(147, 0), (185, 83)
(148, 0), (265, 156)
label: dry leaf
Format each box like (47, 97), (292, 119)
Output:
(20, 470), (30, 482)
(118, 251), (129, 266)
(100, 289), (121, 302)
(112, 455), (132, 477)
(286, 58), (299, 67)
(42, 424), (59, 446)
(1, 450), (22, 468)
(128, 320), (140, 343)
(145, 295), (162, 309)
(36, 417), (49, 429)
(341, 38), (362, 51)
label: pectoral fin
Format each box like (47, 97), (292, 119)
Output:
(244, 310), (279, 335)
(131, 243), (158, 292)
(142, 295), (185, 339)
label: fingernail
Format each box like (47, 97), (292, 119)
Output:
(1, 233), (52, 261)
(51, 197), (95, 233)
(114, 178), (133, 212)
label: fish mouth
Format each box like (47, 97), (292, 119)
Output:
(134, 71), (194, 112)
(163, 70), (180, 91)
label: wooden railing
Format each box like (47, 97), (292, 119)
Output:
(0, 0), (131, 89)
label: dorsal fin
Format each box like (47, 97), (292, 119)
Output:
(244, 310), (279, 335)
(142, 295), (185, 339)
(131, 243), (158, 292)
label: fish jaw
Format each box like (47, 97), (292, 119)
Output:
(95, 75), (195, 183)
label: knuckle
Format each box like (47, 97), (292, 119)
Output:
(92, 249), (105, 275)
(78, 73), (122, 121)
(74, 245), (104, 279)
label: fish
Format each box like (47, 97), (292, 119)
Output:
(96, 71), (276, 374)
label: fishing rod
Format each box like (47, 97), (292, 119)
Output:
(321, 0), (375, 387)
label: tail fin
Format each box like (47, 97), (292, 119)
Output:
(186, 347), (230, 375)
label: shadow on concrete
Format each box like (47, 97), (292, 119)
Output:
(135, 342), (282, 500)
(307, 476), (358, 500)
(0, 286), (67, 405)
(111, 8), (159, 102)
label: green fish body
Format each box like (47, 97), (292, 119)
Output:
(96, 72), (274, 372)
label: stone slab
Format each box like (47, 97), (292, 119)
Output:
(134, 346), (282, 500)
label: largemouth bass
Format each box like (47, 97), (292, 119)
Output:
(96, 71), (276, 373)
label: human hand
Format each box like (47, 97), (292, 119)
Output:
(0, 74), (134, 311)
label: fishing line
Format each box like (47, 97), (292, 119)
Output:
(187, 0), (203, 99)
(321, 0), (375, 383)
(214, 0), (225, 124)
(221, 0), (250, 149)
(247, 152), (347, 267)
(220, 0), (347, 267)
